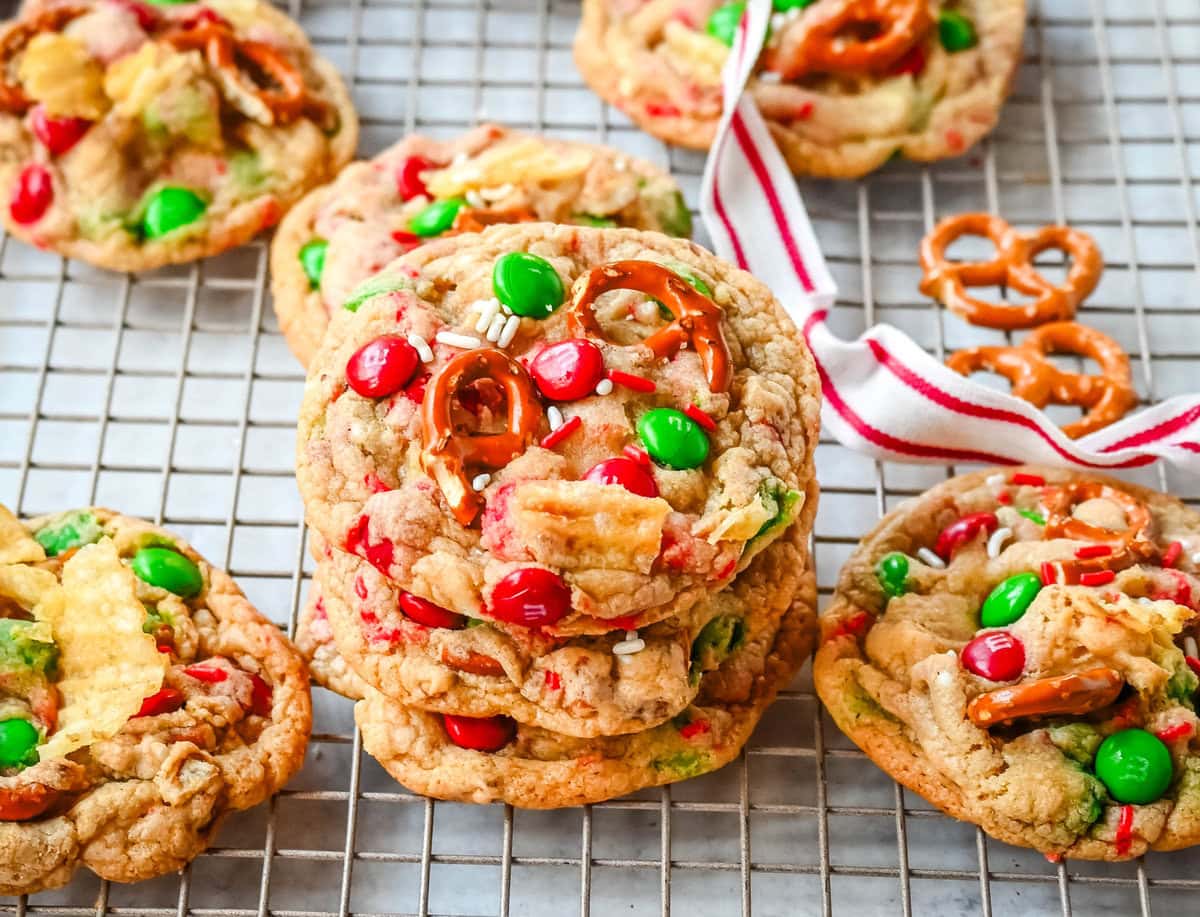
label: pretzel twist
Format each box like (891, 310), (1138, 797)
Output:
(421, 348), (544, 527)
(919, 214), (1103, 329)
(945, 322), (1138, 439)
(764, 0), (932, 80)
(0, 5), (90, 114)
(967, 666), (1124, 727)
(164, 20), (327, 126)
(567, 260), (732, 393)
(1041, 481), (1155, 579)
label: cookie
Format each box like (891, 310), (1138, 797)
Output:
(0, 0), (357, 272)
(296, 223), (821, 638)
(574, 0), (1025, 178)
(270, 124), (694, 366)
(295, 576), (367, 700)
(313, 514), (807, 736)
(0, 505), (310, 894)
(814, 467), (1200, 860)
(354, 541), (816, 807)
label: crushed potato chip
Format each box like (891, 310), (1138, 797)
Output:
(660, 22), (728, 87)
(0, 505), (45, 564)
(18, 33), (108, 120)
(35, 540), (167, 761)
(424, 138), (594, 198)
(0, 565), (57, 611)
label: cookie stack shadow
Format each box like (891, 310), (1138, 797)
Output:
(294, 222), (822, 807)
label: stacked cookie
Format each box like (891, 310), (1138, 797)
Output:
(294, 222), (821, 806)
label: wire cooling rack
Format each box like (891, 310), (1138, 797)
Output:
(2, 0), (1200, 913)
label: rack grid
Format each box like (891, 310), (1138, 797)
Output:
(2, 0), (1200, 913)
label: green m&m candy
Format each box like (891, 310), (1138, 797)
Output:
(142, 186), (206, 239)
(492, 252), (564, 318)
(131, 547), (203, 598)
(1094, 728), (1173, 805)
(637, 408), (709, 470)
(876, 552), (909, 599)
(299, 239), (328, 289)
(706, 1), (745, 46)
(772, 0), (814, 10)
(0, 718), (40, 769)
(409, 197), (465, 237)
(938, 11), (978, 52)
(980, 572), (1042, 627)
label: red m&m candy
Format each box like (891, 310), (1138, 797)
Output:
(584, 457), (658, 498)
(960, 631), (1025, 682)
(30, 106), (91, 156)
(529, 339), (604, 401)
(489, 568), (571, 627)
(396, 155), (435, 201)
(346, 335), (420, 398)
(10, 164), (53, 225)
(398, 591), (466, 629)
(934, 512), (998, 561)
(443, 713), (516, 751)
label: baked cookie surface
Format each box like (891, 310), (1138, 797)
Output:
(574, 0), (1025, 177)
(0, 505), (310, 894)
(295, 576), (367, 701)
(312, 519), (806, 737)
(815, 468), (1200, 860)
(355, 540), (816, 807)
(0, 0), (356, 271)
(271, 124), (694, 366)
(296, 223), (821, 637)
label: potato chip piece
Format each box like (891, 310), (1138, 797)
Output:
(0, 565), (57, 611)
(424, 138), (594, 198)
(35, 540), (167, 761)
(0, 505), (45, 564)
(18, 33), (109, 120)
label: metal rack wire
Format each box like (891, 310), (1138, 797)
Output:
(2, 0), (1200, 913)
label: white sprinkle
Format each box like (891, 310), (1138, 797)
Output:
(613, 634), (646, 656)
(769, 11), (785, 30)
(986, 527), (1013, 559)
(473, 298), (500, 333)
(407, 333), (434, 363)
(466, 189), (485, 209)
(757, 70), (782, 84)
(595, 378), (614, 396)
(1192, 551), (1200, 566)
(1187, 636), (1199, 658)
(625, 630), (636, 641)
(497, 315), (521, 348)
(916, 547), (946, 569)
(435, 331), (482, 349)
(614, 158), (628, 172)
(547, 405), (564, 431)
(500, 301), (513, 316)
(986, 473), (1005, 488)
(485, 312), (506, 343)
(1139, 597), (1154, 606)
(471, 473), (491, 492)
(451, 152), (469, 167)
(1037, 503), (1049, 519)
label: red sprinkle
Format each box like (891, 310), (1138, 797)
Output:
(1155, 722), (1194, 743)
(1115, 804), (1135, 857)
(135, 688), (185, 718)
(946, 129), (965, 152)
(1040, 561), (1058, 586)
(996, 491), (1013, 505)
(607, 369), (657, 393)
(354, 575), (368, 600)
(796, 100), (815, 120)
(1187, 656), (1200, 677)
(1009, 472), (1045, 487)
(1080, 570), (1116, 587)
(623, 444), (652, 466)
(679, 719), (711, 740)
(1075, 544), (1112, 559)
(364, 473), (390, 494)
(544, 670), (562, 691)
(540, 414), (582, 449)
(248, 673), (273, 717)
(1044, 852), (1063, 864)
(396, 155), (435, 201)
(827, 611), (872, 641)
(184, 665), (228, 683)
(645, 101), (682, 118)
(10, 164), (53, 225)
(391, 229), (423, 252)
(1162, 541), (1183, 569)
(683, 404), (717, 432)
